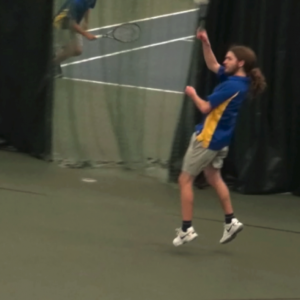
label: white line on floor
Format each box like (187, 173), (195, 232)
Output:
(62, 77), (184, 94)
(61, 35), (195, 67)
(181, 39), (195, 42)
(88, 8), (199, 32)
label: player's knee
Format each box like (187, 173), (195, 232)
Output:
(206, 175), (217, 187)
(73, 47), (83, 56)
(178, 172), (193, 187)
(204, 168), (221, 187)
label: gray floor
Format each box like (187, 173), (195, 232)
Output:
(1, 150), (300, 300)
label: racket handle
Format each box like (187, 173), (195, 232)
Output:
(95, 34), (103, 39)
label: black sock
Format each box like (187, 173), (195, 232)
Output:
(225, 213), (235, 224)
(182, 220), (192, 232)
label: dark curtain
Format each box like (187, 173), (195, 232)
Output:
(0, 0), (54, 159)
(287, 0), (300, 196)
(169, 0), (300, 196)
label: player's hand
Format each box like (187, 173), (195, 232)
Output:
(196, 29), (210, 45)
(185, 86), (197, 98)
(84, 32), (97, 40)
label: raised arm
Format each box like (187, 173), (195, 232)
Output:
(197, 29), (220, 73)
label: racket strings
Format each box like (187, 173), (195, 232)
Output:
(113, 24), (140, 43)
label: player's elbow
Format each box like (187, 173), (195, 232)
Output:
(201, 107), (211, 114)
(200, 103), (212, 114)
(209, 63), (221, 74)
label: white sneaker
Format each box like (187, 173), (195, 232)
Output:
(173, 226), (198, 247)
(220, 218), (244, 244)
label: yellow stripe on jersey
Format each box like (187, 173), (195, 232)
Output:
(197, 92), (239, 148)
(53, 9), (69, 29)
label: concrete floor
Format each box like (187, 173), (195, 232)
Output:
(0, 151), (300, 300)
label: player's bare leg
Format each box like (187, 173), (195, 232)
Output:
(204, 165), (244, 244)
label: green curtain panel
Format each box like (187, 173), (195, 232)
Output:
(51, 0), (200, 182)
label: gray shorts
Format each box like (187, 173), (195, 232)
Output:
(53, 29), (83, 51)
(182, 133), (229, 177)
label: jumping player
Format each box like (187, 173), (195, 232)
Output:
(173, 29), (266, 247)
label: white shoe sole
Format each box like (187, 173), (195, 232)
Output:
(220, 224), (244, 244)
(173, 233), (198, 247)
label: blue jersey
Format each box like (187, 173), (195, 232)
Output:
(69, 0), (97, 23)
(195, 66), (250, 150)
